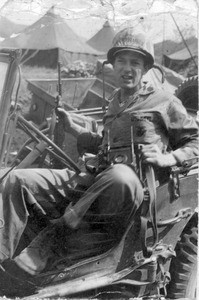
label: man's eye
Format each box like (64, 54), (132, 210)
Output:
(117, 59), (124, 63)
(131, 61), (139, 66)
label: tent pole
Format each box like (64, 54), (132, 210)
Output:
(170, 12), (197, 69)
(58, 48), (60, 66)
(161, 13), (166, 65)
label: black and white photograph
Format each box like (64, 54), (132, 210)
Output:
(0, 0), (198, 299)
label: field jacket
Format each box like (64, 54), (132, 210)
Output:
(77, 84), (198, 166)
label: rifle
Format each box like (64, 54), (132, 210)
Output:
(52, 62), (66, 168)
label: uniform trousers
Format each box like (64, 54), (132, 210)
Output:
(0, 164), (143, 274)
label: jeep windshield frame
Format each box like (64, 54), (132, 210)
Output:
(0, 49), (21, 167)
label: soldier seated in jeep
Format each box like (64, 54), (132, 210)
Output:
(0, 27), (198, 283)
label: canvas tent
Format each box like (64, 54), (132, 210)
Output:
(0, 7), (103, 68)
(0, 15), (26, 38)
(163, 39), (198, 69)
(87, 20), (116, 53)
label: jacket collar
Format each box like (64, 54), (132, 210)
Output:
(108, 83), (155, 102)
(138, 82), (155, 95)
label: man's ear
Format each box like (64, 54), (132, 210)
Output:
(143, 64), (150, 75)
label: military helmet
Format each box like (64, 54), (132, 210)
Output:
(107, 27), (154, 68)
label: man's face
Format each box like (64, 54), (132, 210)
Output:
(113, 51), (147, 91)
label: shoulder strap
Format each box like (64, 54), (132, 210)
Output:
(140, 165), (158, 257)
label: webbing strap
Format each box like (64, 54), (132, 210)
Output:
(140, 215), (150, 257)
(140, 165), (158, 257)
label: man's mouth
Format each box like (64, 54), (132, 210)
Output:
(122, 75), (133, 80)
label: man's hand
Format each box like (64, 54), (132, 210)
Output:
(56, 107), (74, 132)
(57, 107), (85, 137)
(140, 144), (177, 167)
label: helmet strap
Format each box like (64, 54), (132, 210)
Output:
(152, 64), (165, 83)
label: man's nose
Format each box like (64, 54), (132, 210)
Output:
(123, 62), (132, 71)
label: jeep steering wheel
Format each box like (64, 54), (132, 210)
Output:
(14, 114), (81, 174)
